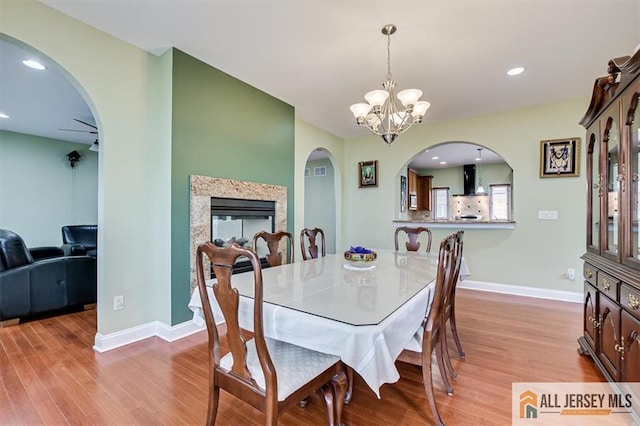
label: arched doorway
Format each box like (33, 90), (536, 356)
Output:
(0, 35), (99, 331)
(303, 148), (337, 254)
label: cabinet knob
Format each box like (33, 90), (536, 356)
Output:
(628, 294), (640, 310)
(602, 279), (611, 291)
(586, 270), (593, 279)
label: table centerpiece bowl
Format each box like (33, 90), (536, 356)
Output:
(344, 246), (377, 268)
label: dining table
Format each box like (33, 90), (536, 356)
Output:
(188, 248), (470, 399)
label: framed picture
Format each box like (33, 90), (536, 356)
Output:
(540, 137), (581, 178)
(359, 160), (378, 187)
(400, 175), (407, 212)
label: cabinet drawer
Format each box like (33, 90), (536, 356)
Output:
(597, 272), (619, 300)
(621, 284), (640, 320)
(583, 263), (597, 285)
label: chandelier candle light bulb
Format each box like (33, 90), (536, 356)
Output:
(349, 24), (430, 145)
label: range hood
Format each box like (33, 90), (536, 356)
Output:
(463, 164), (476, 195)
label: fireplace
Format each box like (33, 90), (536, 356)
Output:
(190, 175), (287, 290)
(211, 197), (275, 275)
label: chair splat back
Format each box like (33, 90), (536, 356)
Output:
(300, 228), (326, 260)
(394, 226), (432, 253)
(253, 231), (294, 267)
(196, 243), (272, 388)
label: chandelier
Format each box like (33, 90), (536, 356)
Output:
(349, 24), (430, 145)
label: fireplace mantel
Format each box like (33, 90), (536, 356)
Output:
(190, 175), (287, 289)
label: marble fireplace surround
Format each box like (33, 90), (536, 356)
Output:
(190, 175), (287, 290)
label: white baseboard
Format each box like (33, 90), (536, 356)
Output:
(458, 280), (582, 303)
(93, 280), (579, 352)
(93, 319), (205, 353)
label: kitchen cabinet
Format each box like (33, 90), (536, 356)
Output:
(407, 168), (432, 211)
(578, 47), (640, 383)
(417, 175), (432, 211)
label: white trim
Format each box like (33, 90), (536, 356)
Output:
(458, 279), (582, 303)
(156, 319), (205, 342)
(93, 319), (205, 353)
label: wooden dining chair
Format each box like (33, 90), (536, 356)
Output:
(394, 226), (432, 253)
(396, 233), (456, 426)
(300, 227), (326, 260)
(196, 242), (347, 426)
(442, 231), (466, 372)
(253, 231), (293, 267)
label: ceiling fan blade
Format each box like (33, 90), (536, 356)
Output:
(73, 118), (98, 129)
(59, 128), (98, 133)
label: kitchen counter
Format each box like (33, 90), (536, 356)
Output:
(393, 220), (516, 230)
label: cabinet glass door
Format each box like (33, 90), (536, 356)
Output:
(630, 95), (640, 262)
(605, 118), (620, 256)
(588, 132), (600, 252)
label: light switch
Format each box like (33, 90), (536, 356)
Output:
(538, 210), (558, 220)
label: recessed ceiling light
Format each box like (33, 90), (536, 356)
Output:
(0, 113), (9, 119)
(507, 67), (525, 76)
(439, 161), (447, 165)
(431, 156), (439, 160)
(22, 59), (46, 70)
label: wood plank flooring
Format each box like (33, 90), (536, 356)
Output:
(0, 289), (603, 425)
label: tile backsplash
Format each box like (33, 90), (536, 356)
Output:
(451, 195), (489, 220)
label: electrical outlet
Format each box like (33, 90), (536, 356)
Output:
(113, 295), (124, 311)
(567, 268), (575, 281)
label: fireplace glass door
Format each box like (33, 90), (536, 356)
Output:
(211, 197), (276, 275)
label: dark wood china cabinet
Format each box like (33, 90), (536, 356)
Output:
(578, 47), (640, 382)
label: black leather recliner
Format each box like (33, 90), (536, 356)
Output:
(61, 225), (97, 257)
(0, 229), (97, 323)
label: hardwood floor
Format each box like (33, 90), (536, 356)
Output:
(0, 289), (603, 425)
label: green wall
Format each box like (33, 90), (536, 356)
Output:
(170, 49), (295, 324)
(0, 130), (98, 246)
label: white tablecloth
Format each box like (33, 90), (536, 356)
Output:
(188, 251), (469, 398)
(189, 283), (432, 398)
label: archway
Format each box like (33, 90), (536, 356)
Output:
(400, 142), (513, 222)
(0, 35), (99, 331)
(303, 148), (338, 254)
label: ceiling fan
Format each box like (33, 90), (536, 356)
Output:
(59, 118), (99, 152)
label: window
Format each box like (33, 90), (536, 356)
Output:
(490, 184), (511, 220)
(432, 187), (450, 220)
(314, 166), (327, 176)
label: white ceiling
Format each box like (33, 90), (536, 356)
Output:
(2, 1), (640, 161)
(0, 38), (96, 145)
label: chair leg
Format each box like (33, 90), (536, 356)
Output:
(423, 346), (446, 426)
(435, 334), (454, 396)
(441, 325), (457, 379)
(317, 383), (337, 426)
(449, 309), (466, 358)
(344, 366), (354, 404)
(206, 384), (219, 426)
(330, 370), (347, 426)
